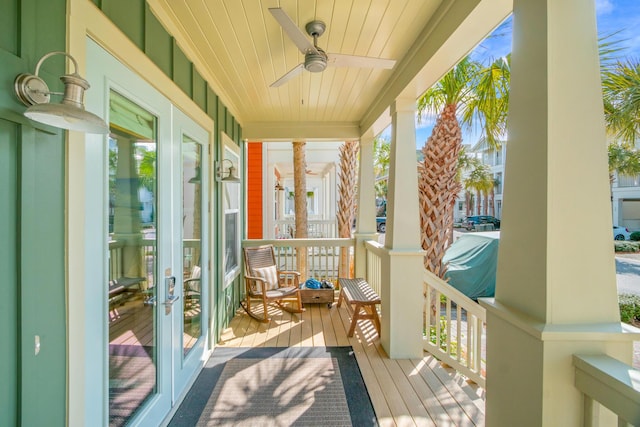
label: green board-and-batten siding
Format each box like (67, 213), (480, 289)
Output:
(94, 0), (244, 340)
(0, 1), (67, 426)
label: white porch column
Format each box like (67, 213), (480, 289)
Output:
(354, 134), (378, 277)
(480, 1), (638, 425)
(380, 97), (424, 358)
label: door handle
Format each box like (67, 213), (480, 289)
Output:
(143, 296), (157, 307)
(163, 295), (180, 307)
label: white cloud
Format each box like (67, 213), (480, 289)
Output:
(596, 0), (614, 15)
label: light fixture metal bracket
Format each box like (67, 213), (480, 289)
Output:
(15, 51), (81, 107)
(13, 51), (109, 134)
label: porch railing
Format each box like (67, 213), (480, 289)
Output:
(574, 354), (640, 426)
(363, 239), (384, 297)
(108, 238), (201, 288)
(242, 238), (354, 283)
(274, 219), (338, 239)
(360, 239), (486, 386)
(423, 269), (486, 387)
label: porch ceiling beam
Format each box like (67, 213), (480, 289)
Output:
(360, 0), (512, 136)
(243, 121), (361, 141)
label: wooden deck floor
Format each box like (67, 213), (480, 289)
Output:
(218, 297), (485, 427)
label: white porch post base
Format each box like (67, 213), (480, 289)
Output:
(380, 249), (424, 359)
(481, 299), (636, 426)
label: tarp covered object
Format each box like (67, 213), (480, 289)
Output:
(443, 231), (500, 300)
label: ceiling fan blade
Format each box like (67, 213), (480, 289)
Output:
(270, 63), (305, 87)
(269, 8), (318, 55)
(328, 53), (396, 69)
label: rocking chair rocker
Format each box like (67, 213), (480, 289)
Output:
(242, 245), (304, 322)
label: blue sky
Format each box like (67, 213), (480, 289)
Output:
(406, 0), (640, 148)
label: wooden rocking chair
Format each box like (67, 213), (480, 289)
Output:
(241, 245), (304, 322)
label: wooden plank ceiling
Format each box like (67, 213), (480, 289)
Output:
(150, 0), (443, 137)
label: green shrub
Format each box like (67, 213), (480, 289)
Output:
(619, 294), (640, 323)
(614, 241), (640, 252)
(630, 231), (640, 241)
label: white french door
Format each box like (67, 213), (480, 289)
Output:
(85, 38), (211, 427)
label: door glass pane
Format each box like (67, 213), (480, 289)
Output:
(182, 136), (202, 355)
(107, 91), (158, 426)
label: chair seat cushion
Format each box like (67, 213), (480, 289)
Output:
(263, 286), (298, 299)
(252, 265), (279, 290)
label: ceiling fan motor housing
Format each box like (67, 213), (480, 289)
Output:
(305, 47), (327, 72)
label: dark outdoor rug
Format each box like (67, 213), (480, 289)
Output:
(168, 346), (377, 427)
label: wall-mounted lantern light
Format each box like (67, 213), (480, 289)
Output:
(14, 51), (109, 134)
(215, 159), (240, 183)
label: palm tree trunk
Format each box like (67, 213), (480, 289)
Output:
(476, 190), (482, 215)
(489, 188), (495, 217)
(418, 103), (462, 326)
(293, 141), (308, 278)
(465, 191), (472, 218)
(337, 141), (359, 280)
(482, 191), (488, 215)
(418, 103), (462, 278)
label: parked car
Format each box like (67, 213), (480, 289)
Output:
(465, 215), (501, 230)
(614, 225), (631, 241)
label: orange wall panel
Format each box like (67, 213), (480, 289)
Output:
(247, 142), (263, 238)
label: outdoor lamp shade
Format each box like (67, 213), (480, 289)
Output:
(14, 51), (109, 134)
(216, 159), (241, 183)
(24, 102), (109, 134)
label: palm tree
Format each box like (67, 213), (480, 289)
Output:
(464, 164), (493, 217)
(337, 141), (359, 278)
(417, 55), (510, 277)
(292, 141), (308, 277)
(456, 146), (481, 219)
(602, 58), (640, 146)
(373, 135), (390, 200)
(608, 142), (640, 189)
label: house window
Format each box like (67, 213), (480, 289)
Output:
(495, 172), (503, 195)
(495, 149), (503, 166)
(222, 134), (241, 286)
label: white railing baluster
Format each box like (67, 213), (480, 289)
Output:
(456, 304), (462, 361)
(475, 316), (482, 372)
(274, 219), (338, 239)
(445, 298), (452, 355)
(422, 269), (486, 387)
(242, 238), (353, 284)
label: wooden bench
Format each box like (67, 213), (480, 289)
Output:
(108, 277), (146, 308)
(337, 278), (381, 337)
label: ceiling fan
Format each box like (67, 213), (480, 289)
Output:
(268, 8), (396, 87)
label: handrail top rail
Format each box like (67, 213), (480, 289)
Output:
(363, 239), (385, 254)
(423, 269), (486, 320)
(275, 219), (337, 224)
(574, 354), (640, 398)
(243, 238), (354, 248)
(574, 354), (640, 425)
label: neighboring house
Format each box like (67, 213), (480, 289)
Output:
(612, 173), (640, 230)
(247, 141), (342, 239)
(454, 142), (506, 223)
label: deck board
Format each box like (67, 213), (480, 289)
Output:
(217, 297), (485, 427)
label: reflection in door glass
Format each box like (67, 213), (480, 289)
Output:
(182, 136), (202, 355)
(107, 91), (157, 426)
